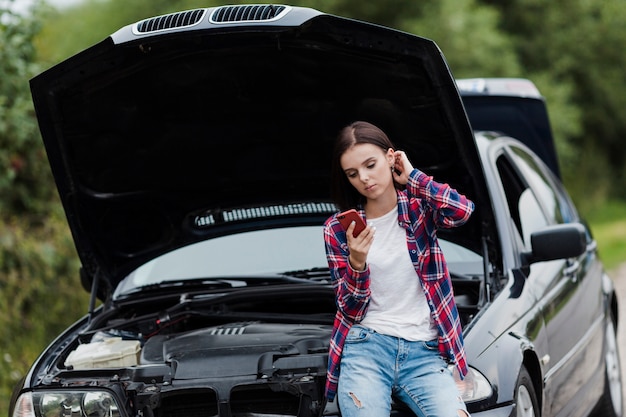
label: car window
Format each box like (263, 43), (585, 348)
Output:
(509, 146), (565, 223)
(496, 152), (549, 250)
(115, 226), (482, 296)
(122, 226), (328, 286)
(518, 188), (549, 247)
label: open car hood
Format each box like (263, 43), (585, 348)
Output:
(30, 5), (487, 293)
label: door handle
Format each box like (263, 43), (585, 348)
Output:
(564, 260), (580, 280)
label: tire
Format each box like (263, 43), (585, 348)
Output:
(591, 316), (623, 417)
(512, 366), (539, 417)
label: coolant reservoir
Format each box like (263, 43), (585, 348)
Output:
(64, 337), (141, 369)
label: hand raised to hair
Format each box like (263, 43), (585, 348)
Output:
(392, 150), (414, 185)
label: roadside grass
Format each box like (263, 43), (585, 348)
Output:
(585, 200), (626, 272)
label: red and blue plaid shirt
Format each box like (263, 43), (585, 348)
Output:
(323, 168), (475, 400)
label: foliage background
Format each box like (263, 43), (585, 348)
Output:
(2, 0), (625, 413)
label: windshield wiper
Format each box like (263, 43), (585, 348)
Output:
(281, 267), (330, 281)
(121, 272), (329, 298)
(122, 278), (236, 296)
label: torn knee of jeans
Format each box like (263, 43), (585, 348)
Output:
(456, 397), (470, 417)
(348, 392), (362, 408)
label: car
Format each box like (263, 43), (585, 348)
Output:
(12, 4), (622, 417)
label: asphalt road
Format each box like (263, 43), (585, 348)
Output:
(609, 262), (626, 401)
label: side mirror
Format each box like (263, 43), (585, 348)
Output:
(524, 223), (587, 264)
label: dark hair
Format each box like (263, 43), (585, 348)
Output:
(330, 121), (397, 211)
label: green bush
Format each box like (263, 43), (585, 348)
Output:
(586, 200), (626, 272)
(0, 3), (88, 412)
(0, 210), (88, 412)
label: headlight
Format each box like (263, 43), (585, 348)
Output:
(12, 391), (121, 417)
(451, 366), (493, 402)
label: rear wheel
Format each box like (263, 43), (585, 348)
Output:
(513, 366), (538, 417)
(592, 316), (623, 417)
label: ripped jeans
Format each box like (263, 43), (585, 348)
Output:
(337, 325), (469, 417)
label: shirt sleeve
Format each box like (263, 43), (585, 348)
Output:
(323, 215), (370, 322)
(406, 168), (475, 228)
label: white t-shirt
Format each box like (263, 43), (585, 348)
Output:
(359, 206), (438, 341)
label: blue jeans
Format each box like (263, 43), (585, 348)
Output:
(337, 325), (469, 417)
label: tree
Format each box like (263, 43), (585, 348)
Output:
(0, 2), (88, 411)
(481, 0), (626, 203)
(396, 0), (521, 78)
(36, 0), (223, 64)
(0, 0), (55, 217)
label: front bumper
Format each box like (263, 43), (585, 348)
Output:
(470, 404), (515, 417)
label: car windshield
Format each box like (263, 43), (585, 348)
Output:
(114, 225), (482, 298)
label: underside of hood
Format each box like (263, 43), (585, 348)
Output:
(30, 5), (487, 292)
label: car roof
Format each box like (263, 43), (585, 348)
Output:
(458, 78), (560, 178)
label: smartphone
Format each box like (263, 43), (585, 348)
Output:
(337, 209), (367, 237)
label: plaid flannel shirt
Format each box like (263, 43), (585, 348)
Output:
(323, 168), (475, 401)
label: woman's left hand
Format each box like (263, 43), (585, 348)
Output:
(392, 150), (414, 185)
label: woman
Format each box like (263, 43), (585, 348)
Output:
(323, 121), (473, 417)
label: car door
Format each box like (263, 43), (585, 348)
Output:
(504, 144), (605, 417)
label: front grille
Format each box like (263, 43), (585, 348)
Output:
(156, 386), (301, 417)
(210, 5), (288, 23)
(230, 386), (300, 416)
(136, 9), (206, 33)
(159, 390), (218, 417)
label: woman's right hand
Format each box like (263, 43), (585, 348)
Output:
(346, 221), (375, 271)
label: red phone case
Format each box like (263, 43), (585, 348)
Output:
(337, 209), (366, 237)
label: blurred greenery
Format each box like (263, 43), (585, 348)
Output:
(587, 200), (626, 272)
(1, 4), (90, 412)
(1, 0), (625, 413)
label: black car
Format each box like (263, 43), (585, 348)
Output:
(12, 4), (622, 417)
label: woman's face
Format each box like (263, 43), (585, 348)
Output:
(340, 143), (395, 201)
